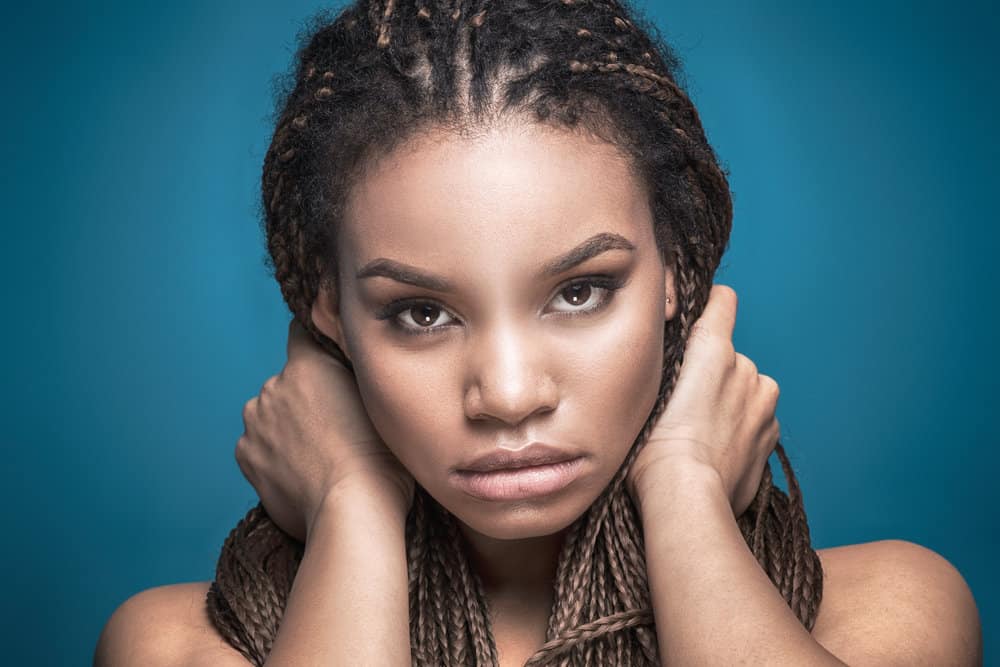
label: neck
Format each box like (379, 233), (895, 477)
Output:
(456, 521), (569, 601)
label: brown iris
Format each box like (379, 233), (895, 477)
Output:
(412, 304), (442, 326)
(562, 282), (591, 306)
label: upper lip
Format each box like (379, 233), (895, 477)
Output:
(457, 442), (580, 473)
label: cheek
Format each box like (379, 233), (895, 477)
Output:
(348, 345), (454, 474)
(573, 293), (664, 457)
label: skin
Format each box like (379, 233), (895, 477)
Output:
(92, 116), (983, 667)
(311, 118), (675, 604)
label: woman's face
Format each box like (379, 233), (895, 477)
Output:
(312, 119), (676, 540)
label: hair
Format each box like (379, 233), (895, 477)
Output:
(205, 0), (825, 664)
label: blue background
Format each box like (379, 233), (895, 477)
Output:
(2, 1), (995, 664)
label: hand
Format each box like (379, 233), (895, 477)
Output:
(235, 319), (415, 542)
(627, 285), (780, 518)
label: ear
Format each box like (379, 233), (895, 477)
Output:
(311, 285), (352, 363)
(664, 264), (678, 321)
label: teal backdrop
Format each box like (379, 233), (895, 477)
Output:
(2, 1), (996, 664)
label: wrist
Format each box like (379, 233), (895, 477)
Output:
(310, 479), (410, 540)
(631, 456), (726, 521)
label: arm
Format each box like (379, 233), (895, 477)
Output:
(232, 319), (415, 664)
(638, 462), (845, 666)
(93, 484), (411, 667)
(263, 482), (411, 667)
(625, 285), (841, 664)
(96, 321), (414, 667)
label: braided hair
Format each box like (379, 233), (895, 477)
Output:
(206, 1), (824, 664)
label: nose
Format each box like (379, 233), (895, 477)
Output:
(463, 320), (558, 426)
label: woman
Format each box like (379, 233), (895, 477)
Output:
(95, 0), (981, 665)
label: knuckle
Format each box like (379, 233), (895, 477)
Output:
(719, 337), (736, 358)
(235, 436), (257, 480)
(242, 396), (257, 420)
(718, 284), (737, 307)
(766, 421), (781, 451)
(234, 436), (249, 463)
(759, 373), (780, 398)
(711, 284), (738, 315)
(282, 361), (312, 387)
(262, 374), (279, 393)
(735, 352), (757, 374)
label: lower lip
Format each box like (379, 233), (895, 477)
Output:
(451, 457), (586, 502)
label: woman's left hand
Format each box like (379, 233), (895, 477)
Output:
(626, 285), (781, 519)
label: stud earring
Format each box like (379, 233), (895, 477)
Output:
(665, 296), (672, 304)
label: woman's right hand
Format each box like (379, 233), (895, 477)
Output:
(235, 319), (415, 542)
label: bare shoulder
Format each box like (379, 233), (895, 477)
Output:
(811, 539), (983, 667)
(94, 581), (251, 667)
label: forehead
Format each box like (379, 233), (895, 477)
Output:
(340, 120), (652, 269)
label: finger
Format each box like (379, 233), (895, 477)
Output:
(735, 352), (757, 375)
(758, 373), (780, 402)
(693, 284), (738, 343)
(242, 395), (258, 432)
(234, 435), (258, 487)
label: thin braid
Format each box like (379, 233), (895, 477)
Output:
(429, 499), (454, 662)
(406, 491), (430, 661)
(207, 1), (826, 664)
(443, 509), (501, 663)
(429, 530), (453, 660)
(376, 0), (397, 47)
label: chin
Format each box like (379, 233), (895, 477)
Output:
(443, 490), (596, 541)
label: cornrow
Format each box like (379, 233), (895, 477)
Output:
(207, 0), (825, 664)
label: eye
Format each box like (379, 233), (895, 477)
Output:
(388, 302), (459, 335)
(375, 275), (627, 337)
(548, 277), (625, 316)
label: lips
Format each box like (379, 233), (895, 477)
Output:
(457, 441), (580, 472)
(451, 457), (586, 502)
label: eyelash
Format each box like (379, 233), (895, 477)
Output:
(375, 275), (628, 337)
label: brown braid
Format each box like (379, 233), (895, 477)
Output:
(207, 1), (825, 664)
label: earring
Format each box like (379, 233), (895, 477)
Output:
(665, 296), (672, 304)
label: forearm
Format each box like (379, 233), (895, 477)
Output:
(264, 484), (411, 666)
(639, 463), (845, 666)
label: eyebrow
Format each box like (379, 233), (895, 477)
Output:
(355, 232), (636, 291)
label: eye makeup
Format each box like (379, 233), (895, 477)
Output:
(373, 273), (629, 337)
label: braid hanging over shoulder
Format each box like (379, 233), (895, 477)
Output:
(207, 1), (825, 664)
